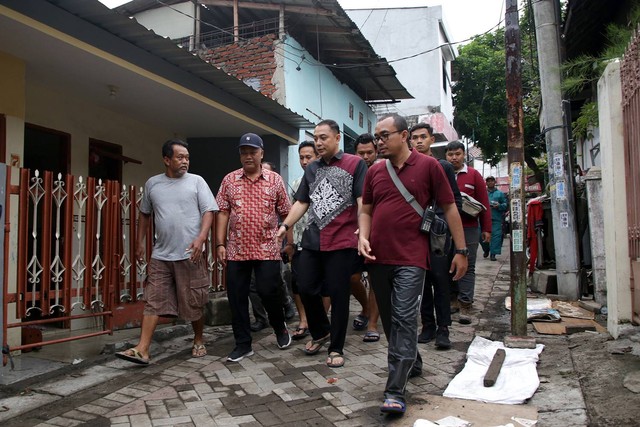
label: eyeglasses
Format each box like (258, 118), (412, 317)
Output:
(373, 130), (402, 142)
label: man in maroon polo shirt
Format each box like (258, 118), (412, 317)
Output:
(277, 119), (367, 369)
(445, 141), (491, 324)
(358, 113), (468, 415)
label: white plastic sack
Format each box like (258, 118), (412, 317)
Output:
(443, 336), (545, 405)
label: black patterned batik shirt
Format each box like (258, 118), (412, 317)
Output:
(294, 150), (366, 251)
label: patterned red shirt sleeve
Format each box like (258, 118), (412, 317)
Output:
(215, 174), (231, 212)
(274, 174), (291, 219)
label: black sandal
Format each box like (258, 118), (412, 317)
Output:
(302, 334), (330, 355)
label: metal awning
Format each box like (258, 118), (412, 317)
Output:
(1, 0), (314, 143)
(116, 0), (413, 103)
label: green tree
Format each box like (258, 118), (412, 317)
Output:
(562, 4), (640, 140)
(452, 6), (543, 181)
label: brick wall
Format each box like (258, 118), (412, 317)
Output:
(202, 34), (278, 99)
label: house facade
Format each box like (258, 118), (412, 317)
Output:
(345, 6), (457, 141)
(115, 0), (411, 183)
(0, 0), (313, 352)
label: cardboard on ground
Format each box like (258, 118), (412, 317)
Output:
(533, 317), (606, 335)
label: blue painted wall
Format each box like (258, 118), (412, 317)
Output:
(281, 36), (377, 185)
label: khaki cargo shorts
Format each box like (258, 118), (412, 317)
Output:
(143, 258), (210, 321)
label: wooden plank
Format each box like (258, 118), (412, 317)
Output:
(484, 348), (506, 387)
(533, 317), (606, 335)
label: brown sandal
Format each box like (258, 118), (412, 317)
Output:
(192, 344), (207, 358)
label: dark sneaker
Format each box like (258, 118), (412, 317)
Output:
(490, 255), (497, 261)
(417, 325), (436, 343)
(459, 302), (472, 325)
(483, 250), (489, 258)
(435, 326), (452, 349)
(227, 347), (254, 362)
(276, 328), (292, 349)
(250, 321), (266, 332)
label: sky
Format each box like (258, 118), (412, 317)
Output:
(98, 0), (506, 44)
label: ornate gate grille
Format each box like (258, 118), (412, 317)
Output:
(2, 167), (224, 357)
(622, 27), (640, 323)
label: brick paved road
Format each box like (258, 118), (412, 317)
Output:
(4, 256), (507, 427)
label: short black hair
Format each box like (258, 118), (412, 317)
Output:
(316, 119), (340, 134)
(378, 113), (408, 132)
(262, 161), (277, 172)
(298, 140), (318, 154)
(409, 122), (434, 137)
(162, 139), (188, 158)
(354, 133), (376, 150)
(445, 140), (466, 153)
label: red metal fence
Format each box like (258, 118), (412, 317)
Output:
(622, 27), (640, 323)
(2, 167), (224, 357)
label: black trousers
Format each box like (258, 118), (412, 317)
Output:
(368, 264), (425, 403)
(297, 248), (357, 355)
(226, 260), (285, 350)
(421, 233), (453, 327)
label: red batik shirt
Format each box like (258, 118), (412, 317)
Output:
(216, 168), (291, 261)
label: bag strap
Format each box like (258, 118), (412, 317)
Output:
(386, 159), (424, 217)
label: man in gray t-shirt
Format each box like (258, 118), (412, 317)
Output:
(116, 139), (217, 365)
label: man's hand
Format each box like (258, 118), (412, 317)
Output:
(358, 237), (376, 261)
(482, 232), (491, 243)
(283, 244), (295, 261)
(186, 238), (206, 262)
(276, 225), (287, 243)
(449, 254), (468, 281)
(135, 244), (145, 263)
(216, 245), (227, 267)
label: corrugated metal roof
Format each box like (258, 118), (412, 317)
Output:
(49, 0), (313, 130)
(115, 0), (413, 102)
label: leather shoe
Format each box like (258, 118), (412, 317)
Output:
(435, 326), (451, 349)
(417, 325), (436, 343)
(250, 321), (267, 332)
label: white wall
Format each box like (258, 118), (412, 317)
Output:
(346, 6), (455, 120)
(26, 82), (172, 187)
(133, 1), (195, 40)
(576, 127), (602, 172)
(598, 60), (632, 338)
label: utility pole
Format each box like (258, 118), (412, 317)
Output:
(505, 0), (527, 336)
(532, 0), (580, 299)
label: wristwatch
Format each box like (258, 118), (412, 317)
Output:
(282, 223), (290, 231)
(455, 248), (469, 256)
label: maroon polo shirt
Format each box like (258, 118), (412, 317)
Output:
(454, 165), (492, 232)
(362, 150), (455, 269)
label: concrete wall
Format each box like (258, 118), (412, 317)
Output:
(346, 6), (455, 121)
(583, 168), (606, 305)
(598, 60), (632, 338)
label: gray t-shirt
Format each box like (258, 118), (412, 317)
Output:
(140, 173), (218, 261)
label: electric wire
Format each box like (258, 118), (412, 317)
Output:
(146, 0), (517, 71)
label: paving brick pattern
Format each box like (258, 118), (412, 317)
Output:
(16, 256), (507, 427)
